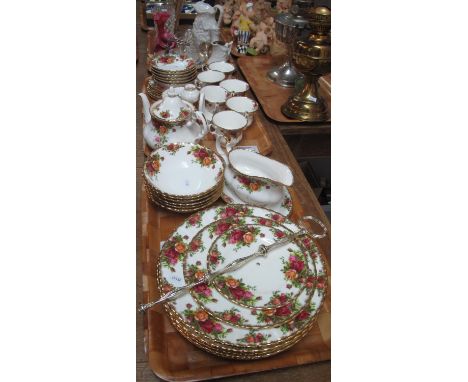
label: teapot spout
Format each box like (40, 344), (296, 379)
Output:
(138, 92), (152, 124)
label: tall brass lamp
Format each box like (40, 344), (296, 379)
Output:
(281, 6), (331, 122)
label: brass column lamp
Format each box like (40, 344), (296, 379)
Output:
(281, 6), (331, 122)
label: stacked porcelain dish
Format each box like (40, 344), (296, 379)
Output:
(148, 54), (198, 100)
(143, 142), (225, 213)
(157, 204), (328, 359)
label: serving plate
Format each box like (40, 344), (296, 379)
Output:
(158, 204), (327, 356)
(183, 217), (316, 329)
(152, 54), (196, 71)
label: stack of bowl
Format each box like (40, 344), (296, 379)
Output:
(148, 54), (198, 100)
(143, 142), (225, 213)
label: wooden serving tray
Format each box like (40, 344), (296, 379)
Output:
(237, 55), (331, 123)
(140, 184), (331, 382)
(141, 77), (273, 156)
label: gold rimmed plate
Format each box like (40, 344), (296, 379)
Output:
(156, 205), (328, 354)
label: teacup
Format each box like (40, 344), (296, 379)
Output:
(196, 70), (226, 88)
(199, 85), (228, 122)
(225, 96), (258, 128)
(220, 79), (249, 97)
(208, 61), (236, 77)
(210, 110), (248, 148)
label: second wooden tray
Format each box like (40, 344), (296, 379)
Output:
(237, 55), (331, 123)
(140, 184), (331, 382)
(141, 76), (273, 156)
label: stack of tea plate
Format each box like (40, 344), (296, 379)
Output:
(143, 143), (225, 213)
(148, 54), (198, 100)
(157, 204), (328, 359)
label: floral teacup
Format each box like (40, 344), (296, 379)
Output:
(210, 110), (248, 148)
(196, 70), (225, 88)
(220, 79), (249, 97)
(199, 85), (228, 122)
(226, 96), (258, 128)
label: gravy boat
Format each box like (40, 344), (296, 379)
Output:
(214, 138), (294, 206)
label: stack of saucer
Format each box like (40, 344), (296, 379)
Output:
(148, 54), (198, 100)
(143, 143), (225, 213)
(157, 204), (328, 359)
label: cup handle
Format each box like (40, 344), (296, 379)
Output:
(209, 125), (230, 146)
(298, 215), (328, 239)
(198, 92), (205, 115)
(194, 111), (208, 142)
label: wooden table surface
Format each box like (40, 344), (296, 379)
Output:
(136, 2), (331, 380)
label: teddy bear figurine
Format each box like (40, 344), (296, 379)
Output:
(249, 20), (274, 54)
(222, 0), (235, 26)
(276, 0), (292, 13)
(249, 27), (268, 53)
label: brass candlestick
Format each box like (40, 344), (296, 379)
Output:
(281, 6), (331, 122)
(267, 0), (313, 88)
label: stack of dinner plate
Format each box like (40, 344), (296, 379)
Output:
(147, 54), (198, 101)
(156, 204), (328, 359)
(143, 143), (225, 213)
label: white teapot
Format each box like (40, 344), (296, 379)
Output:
(138, 90), (208, 149)
(192, 1), (224, 48)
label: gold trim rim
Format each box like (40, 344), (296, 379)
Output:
(143, 143), (226, 200)
(146, 181), (224, 204)
(154, 206), (330, 351)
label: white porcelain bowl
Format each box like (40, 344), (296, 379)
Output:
(144, 143), (225, 197)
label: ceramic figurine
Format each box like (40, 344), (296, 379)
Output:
(222, 0), (235, 25)
(249, 21), (273, 54)
(276, 0), (292, 13)
(235, 1), (254, 54)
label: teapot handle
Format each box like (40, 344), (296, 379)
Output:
(194, 111), (208, 142)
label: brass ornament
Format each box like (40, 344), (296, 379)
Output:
(281, 6), (331, 122)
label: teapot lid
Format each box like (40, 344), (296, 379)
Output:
(151, 87), (193, 123)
